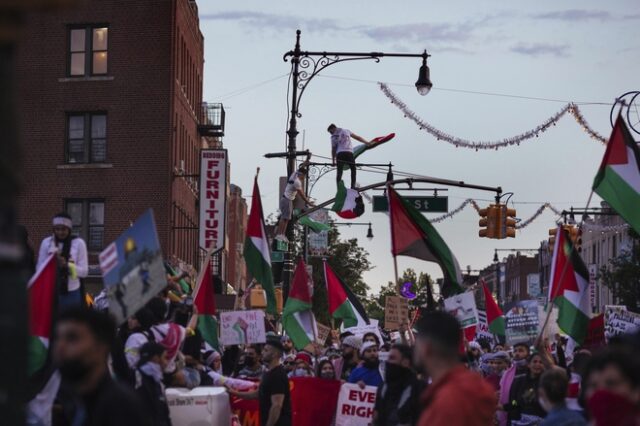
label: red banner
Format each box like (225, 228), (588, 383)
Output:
(583, 313), (606, 350)
(290, 377), (341, 426)
(230, 395), (260, 426)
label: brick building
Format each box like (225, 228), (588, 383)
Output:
(16, 0), (218, 285)
(503, 252), (539, 302)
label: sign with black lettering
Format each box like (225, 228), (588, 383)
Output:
(335, 383), (377, 426)
(372, 195), (448, 213)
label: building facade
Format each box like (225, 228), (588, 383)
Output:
(16, 0), (216, 285)
(503, 252), (539, 303)
(227, 184), (248, 292)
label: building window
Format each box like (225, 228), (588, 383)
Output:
(67, 113), (106, 163)
(69, 26), (108, 76)
(65, 199), (105, 251)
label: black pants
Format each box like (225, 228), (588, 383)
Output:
(336, 151), (356, 188)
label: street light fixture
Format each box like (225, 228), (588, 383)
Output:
(334, 222), (374, 240)
(415, 51), (433, 96)
(366, 223), (374, 240)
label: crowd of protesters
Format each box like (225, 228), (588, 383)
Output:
(25, 214), (640, 426)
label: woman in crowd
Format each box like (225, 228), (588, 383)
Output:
(317, 359), (337, 380)
(506, 353), (547, 425)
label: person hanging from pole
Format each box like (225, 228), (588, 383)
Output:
(328, 123), (372, 189)
(275, 156), (314, 243)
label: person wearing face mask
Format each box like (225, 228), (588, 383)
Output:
(289, 352), (314, 378)
(498, 343), (531, 426)
(37, 212), (89, 310)
(348, 342), (383, 387)
(583, 347), (640, 426)
(505, 353), (548, 425)
(372, 343), (424, 426)
(51, 308), (148, 426)
(362, 332), (381, 347)
(338, 335), (361, 381)
(537, 368), (586, 426)
(317, 359), (337, 380)
(134, 342), (172, 426)
(236, 345), (266, 380)
(485, 351), (510, 391)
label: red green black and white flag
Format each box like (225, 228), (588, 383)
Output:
(332, 181), (365, 219)
(481, 280), (505, 336)
(324, 260), (369, 328)
(282, 259), (317, 349)
(548, 226), (591, 344)
(244, 176), (277, 314)
(28, 254), (57, 376)
(592, 115), (640, 234)
(193, 253), (219, 350)
(387, 185), (463, 297)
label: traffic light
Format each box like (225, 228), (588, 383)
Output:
(503, 206), (517, 238)
(479, 205), (498, 238)
(565, 225), (583, 253)
(576, 228), (583, 253)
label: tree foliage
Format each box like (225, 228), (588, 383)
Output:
(599, 230), (640, 313)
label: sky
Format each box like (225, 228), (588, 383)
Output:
(197, 0), (640, 293)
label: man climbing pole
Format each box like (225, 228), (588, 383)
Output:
(328, 123), (372, 189)
(275, 157), (314, 242)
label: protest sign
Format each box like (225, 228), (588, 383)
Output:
(316, 323), (332, 345)
(475, 310), (495, 343)
(384, 296), (409, 330)
(220, 310), (267, 346)
(505, 300), (540, 345)
(308, 209), (330, 256)
(444, 292), (478, 328)
(100, 209), (166, 325)
(343, 319), (383, 345)
(291, 377), (341, 426)
(166, 387), (231, 426)
(230, 395), (260, 426)
(605, 307), (640, 342)
(335, 383), (377, 426)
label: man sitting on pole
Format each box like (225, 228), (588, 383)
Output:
(328, 123), (371, 189)
(275, 159), (313, 243)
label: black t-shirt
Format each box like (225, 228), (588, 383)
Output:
(258, 365), (291, 426)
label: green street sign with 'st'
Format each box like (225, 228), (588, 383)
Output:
(372, 195), (448, 213)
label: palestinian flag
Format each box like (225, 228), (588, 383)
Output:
(165, 262), (191, 294)
(282, 259), (317, 349)
(332, 181), (365, 219)
(548, 226), (591, 344)
(244, 176), (277, 314)
(324, 260), (369, 328)
(387, 185), (463, 297)
(295, 209), (331, 233)
(593, 115), (640, 234)
(194, 256), (219, 350)
(343, 133), (396, 170)
(28, 254), (57, 376)
(481, 280), (505, 336)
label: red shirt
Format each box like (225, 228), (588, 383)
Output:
(418, 365), (497, 426)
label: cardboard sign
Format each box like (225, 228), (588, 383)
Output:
(100, 209), (166, 325)
(335, 383), (377, 426)
(605, 307), (640, 342)
(505, 300), (540, 345)
(199, 149), (227, 252)
(444, 292), (478, 328)
(166, 387), (231, 426)
(384, 296), (409, 330)
(316, 323), (332, 345)
(343, 319), (383, 346)
(220, 310), (267, 346)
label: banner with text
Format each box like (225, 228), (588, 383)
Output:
(335, 383), (377, 426)
(220, 310), (266, 346)
(199, 149), (227, 252)
(384, 296), (409, 330)
(505, 300), (540, 345)
(605, 307), (640, 342)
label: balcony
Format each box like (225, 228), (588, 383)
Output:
(198, 102), (225, 138)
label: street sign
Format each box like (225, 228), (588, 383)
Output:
(271, 251), (284, 263)
(372, 195), (448, 213)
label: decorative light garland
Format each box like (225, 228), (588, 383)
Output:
(582, 222), (629, 233)
(379, 83), (608, 149)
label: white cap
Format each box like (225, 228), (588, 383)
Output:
(360, 341), (378, 356)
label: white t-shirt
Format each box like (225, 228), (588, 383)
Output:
(284, 172), (302, 201)
(37, 236), (88, 292)
(331, 128), (353, 154)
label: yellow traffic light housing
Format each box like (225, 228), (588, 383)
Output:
(548, 227), (558, 252)
(479, 205), (498, 238)
(480, 204), (516, 239)
(504, 207), (517, 238)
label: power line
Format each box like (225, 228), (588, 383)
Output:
(217, 73), (289, 100)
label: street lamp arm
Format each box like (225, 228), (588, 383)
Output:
(295, 177), (502, 222)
